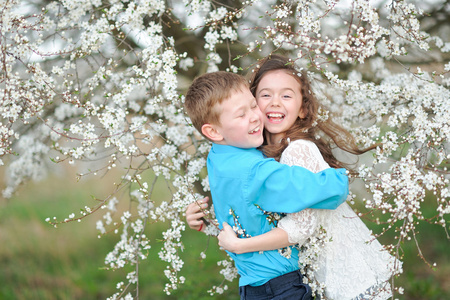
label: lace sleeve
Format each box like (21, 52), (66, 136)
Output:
(278, 140), (330, 245)
(280, 139), (330, 172)
(278, 209), (317, 244)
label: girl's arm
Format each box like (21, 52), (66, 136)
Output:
(185, 197), (210, 232)
(218, 222), (292, 254)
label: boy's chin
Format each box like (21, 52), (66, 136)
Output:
(241, 140), (263, 149)
(253, 136), (264, 148)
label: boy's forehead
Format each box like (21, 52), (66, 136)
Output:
(224, 88), (253, 105)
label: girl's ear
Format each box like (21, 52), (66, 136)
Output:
(201, 123), (224, 142)
(298, 107), (307, 119)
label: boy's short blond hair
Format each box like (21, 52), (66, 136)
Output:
(184, 71), (248, 138)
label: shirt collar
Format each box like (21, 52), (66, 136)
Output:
(211, 143), (259, 154)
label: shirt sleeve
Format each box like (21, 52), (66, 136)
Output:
(247, 143), (348, 213)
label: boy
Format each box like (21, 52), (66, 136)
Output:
(184, 71), (348, 299)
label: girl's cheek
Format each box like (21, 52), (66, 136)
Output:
(256, 100), (265, 109)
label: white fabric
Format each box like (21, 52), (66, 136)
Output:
(278, 139), (401, 300)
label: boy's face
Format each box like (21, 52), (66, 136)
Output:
(204, 87), (264, 148)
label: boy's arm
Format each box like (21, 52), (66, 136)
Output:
(218, 222), (291, 254)
(251, 160), (348, 213)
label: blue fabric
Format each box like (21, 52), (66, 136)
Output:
(207, 143), (349, 287)
(239, 270), (313, 300)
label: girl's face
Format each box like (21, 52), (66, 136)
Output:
(255, 69), (306, 145)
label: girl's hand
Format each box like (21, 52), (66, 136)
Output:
(218, 222), (243, 254)
(185, 197), (209, 232)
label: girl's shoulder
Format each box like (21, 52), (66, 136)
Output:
(281, 138), (330, 171)
(285, 138), (320, 152)
(281, 138), (321, 160)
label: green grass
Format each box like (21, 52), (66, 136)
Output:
(357, 200), (450, 300)
(0, 176), (239, 299)
(0, 175), (448, 299)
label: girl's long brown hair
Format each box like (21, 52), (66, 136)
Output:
(250, 54), (377, 169)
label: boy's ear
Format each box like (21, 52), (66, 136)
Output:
(201, 123), (224, 142)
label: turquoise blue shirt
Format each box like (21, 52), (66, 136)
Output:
(207, 143), (349, 287)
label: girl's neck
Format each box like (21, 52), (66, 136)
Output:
(265, 132), (285, 145)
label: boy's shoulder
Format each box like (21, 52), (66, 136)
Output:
(208, 144), (267, 166)
(210, 144), (261, 157)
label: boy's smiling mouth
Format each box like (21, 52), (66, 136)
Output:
(249, 126), (261, 134)
(267, 112), (285, 122)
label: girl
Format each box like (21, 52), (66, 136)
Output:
(216, 54), (401, 299)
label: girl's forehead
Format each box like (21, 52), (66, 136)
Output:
(259, 69), (302, 88)
(263, 69), (296, 78)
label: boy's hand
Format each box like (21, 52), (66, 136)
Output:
(186, 197), (209, 232)
(218, 222), (242, 254)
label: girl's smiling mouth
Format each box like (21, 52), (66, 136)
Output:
(267, 112), (285, 123)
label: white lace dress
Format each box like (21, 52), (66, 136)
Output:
(278, 139), (401, 300)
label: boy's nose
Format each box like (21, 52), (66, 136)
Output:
(250, 109), (262, 122)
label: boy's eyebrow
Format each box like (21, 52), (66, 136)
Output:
(231, 102), (245, 114)
(232, 97), (255, 114)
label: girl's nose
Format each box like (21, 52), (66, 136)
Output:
(270, 95), (281, 106)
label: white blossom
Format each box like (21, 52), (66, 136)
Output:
(2, 0), (448, 298)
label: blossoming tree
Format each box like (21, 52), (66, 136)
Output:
(1, 0), (449, 298)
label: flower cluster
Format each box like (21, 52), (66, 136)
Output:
(298, 226), (330, 298)
(207, 257), (237, 296)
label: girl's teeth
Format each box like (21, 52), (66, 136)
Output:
(268, 113), (284, 118)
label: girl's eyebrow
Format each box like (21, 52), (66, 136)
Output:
(257, 87), (271, 93)
(258, 87), (296, 93)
